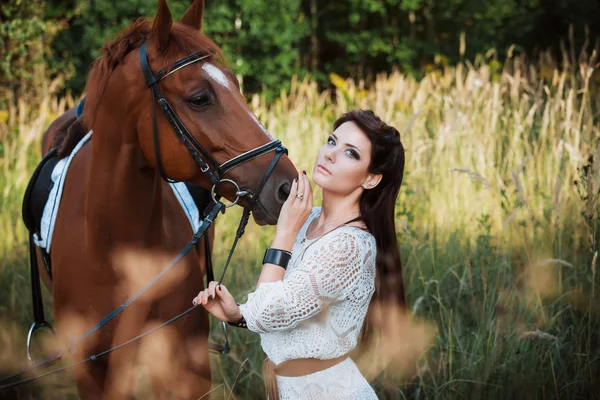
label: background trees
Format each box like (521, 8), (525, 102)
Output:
(2, 0), (599, 101)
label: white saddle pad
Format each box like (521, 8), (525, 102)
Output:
(33, 131), (201, 251)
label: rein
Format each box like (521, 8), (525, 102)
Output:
(1, 42), (288, 391)
(0, 200), (224, 390)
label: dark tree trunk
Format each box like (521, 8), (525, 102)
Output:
(310, 0), (319, 73)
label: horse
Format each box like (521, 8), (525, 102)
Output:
(30, 0), (297, 398)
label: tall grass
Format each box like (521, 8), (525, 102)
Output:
(1, 47), (599, 399)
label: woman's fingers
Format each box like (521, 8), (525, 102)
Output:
(296, 172), (304, 203)
(195, 281), (234, 302)
(217, 283), (230, 295)
(193, 289), (207, 305)
(300, 173), (312, 212)
(287, 177), (298, 204)
(215, 283), (234, 304)
(303, 174), (311, 203)
(193, 288), (215, 305)
(192, 290), (204, 306)
(208, 281), (219, 299)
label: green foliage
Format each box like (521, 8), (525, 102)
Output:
(41, 0), (309, 100)
(47, 0), (187, 91)
(0, 0), (46, 82)
(2, 43), (600, 398)
(322, 0), (543, 79)
(0, 0), (57, 112)
(205, 0), (309, 100)
(3, 0), (598, 102)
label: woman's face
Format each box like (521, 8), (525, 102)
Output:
(312, 121), (379, 195)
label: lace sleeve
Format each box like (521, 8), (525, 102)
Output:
(238, 230), (374, 333)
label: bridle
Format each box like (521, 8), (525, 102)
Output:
(139, 41), (288, 350)
(139, 43), (287, 208)
(0, 42), (290, 391)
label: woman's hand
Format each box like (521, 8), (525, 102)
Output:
(193, 282), (241, 322)
(275, 171), (313, 241)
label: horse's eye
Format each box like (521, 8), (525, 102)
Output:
(189, 93), (211, 108)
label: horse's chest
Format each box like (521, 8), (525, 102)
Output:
(162, 187), (194, 247)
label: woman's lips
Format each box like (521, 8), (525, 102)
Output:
(317, 164), (332, 175)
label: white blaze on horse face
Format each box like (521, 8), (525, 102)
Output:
(202, 63), (275, 141)
(202, 63), (231, 91)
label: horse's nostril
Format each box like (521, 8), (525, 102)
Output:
(277, 182), (291, 203)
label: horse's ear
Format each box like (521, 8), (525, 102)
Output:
(152, 0), (173, 51)
(180, 0), (204, 31)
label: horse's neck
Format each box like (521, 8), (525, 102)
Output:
(86, 128), (165, 247)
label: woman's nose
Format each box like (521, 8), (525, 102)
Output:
(324, 149), (335, 163)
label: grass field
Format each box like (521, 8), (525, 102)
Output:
(1, 48), (599, 399)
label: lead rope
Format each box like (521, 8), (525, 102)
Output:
(0, 200), (225, 389)
(0, 305), (201, 391)
(210, 149), (285, 352)
(218, 207), (251, 286)
(200, 205), (247, 355)
(210, 207), (251, 355)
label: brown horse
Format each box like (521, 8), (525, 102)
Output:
(36, 0), (297, 398)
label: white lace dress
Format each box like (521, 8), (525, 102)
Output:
(239, 207), (378, 399)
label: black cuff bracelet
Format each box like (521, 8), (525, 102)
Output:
(262, 248), (292, 270)
(227, 316), (248, 329)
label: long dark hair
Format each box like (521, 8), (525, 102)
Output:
(333, 109), (406, 345)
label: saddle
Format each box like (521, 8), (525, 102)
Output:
(20, 111), (218, 361)
(22, 148), (58, 278)
(21, 110), (213, 280)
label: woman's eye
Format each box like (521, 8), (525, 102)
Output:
(189, 94), (211, 107)
(346, 149), (359, 159)
(326, 137), (335, 145)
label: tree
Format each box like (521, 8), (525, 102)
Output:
(3, 0), (599, 105)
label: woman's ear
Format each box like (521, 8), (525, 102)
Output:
(363, 173), (382, 189)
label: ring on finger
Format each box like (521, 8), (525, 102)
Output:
(296, 194), (304, 200)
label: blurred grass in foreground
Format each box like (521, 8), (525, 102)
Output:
(1, 47), (600, 399)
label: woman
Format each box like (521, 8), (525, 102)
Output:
(193, 109), (406, 399)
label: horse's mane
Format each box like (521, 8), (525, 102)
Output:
(55, 17), (224, 157)
(53, 113), (86, 158)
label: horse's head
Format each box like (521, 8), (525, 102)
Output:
(83, 0), (297, 225)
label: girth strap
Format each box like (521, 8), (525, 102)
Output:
(29, 233), (45, 326)
(26, 232), (55, 365)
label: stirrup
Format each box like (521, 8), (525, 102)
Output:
(26, 320), (56, 365)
